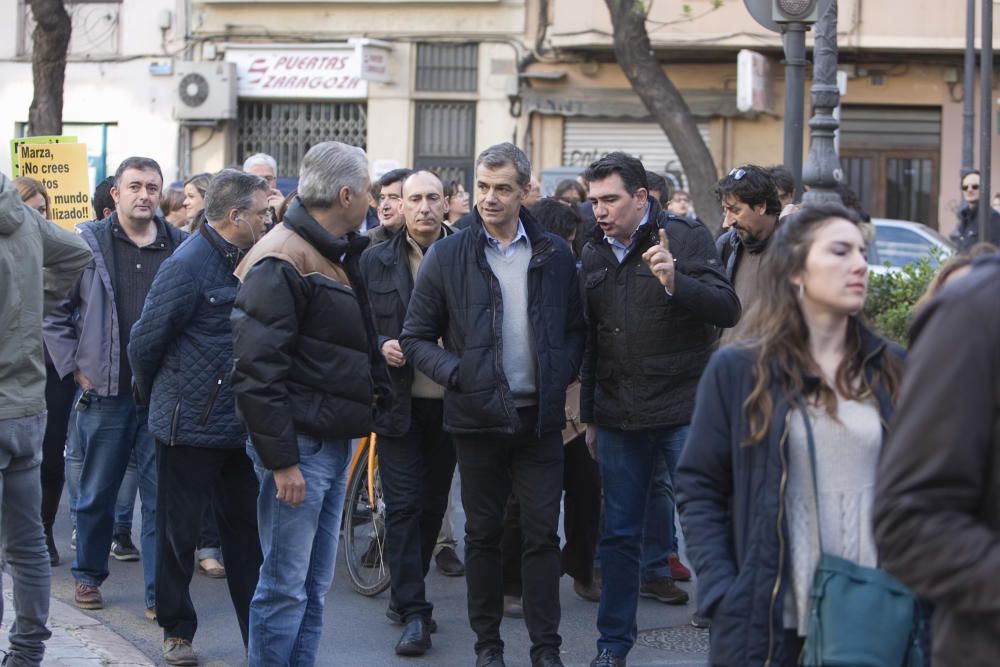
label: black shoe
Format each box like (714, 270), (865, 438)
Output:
(476, 647), (506, 667)
(110, 532), (140, 561)
(590, 649), (626, 667)
(386, 606), (437, 633)
(532, 650), (565, 667)
(44, 527), (60, 567)
(638, 577), (689, 605)
(690, 613), (712, 629)
(395, 618), (431, 657)
(434, 546), (465, 576)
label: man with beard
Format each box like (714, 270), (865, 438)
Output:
(713, 165), (782, 346)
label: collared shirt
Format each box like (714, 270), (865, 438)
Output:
(605, 204), (651, 263)
(484, 220), (529, 258)
(110, 219), (172, 394)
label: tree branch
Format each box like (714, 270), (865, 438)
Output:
(604, 0), (722, 230)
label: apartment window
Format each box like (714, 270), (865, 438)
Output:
(415, 43), (478, 93)
(19, 0), (122, 58)
(413, 101), (476, 192)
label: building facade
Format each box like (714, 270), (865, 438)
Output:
(0, 0), (995, 236)
(522, 0), (1000, 235)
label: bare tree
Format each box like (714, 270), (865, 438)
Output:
(27, 0), (72, 136)
(604, 0), (722, 230)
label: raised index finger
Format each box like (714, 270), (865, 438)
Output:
(658, 228), (670, 251)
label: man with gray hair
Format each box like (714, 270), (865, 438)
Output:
(242, 152), (284, 212)
(231, 141), (387, 666)
(401, 143), (585, 667)
(128, 169), (270, 665)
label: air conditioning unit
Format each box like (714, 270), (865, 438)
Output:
(173, 61), (237, 121)
(771, 0), (821, 23)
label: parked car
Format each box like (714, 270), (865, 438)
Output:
(869, 218), (955, 274)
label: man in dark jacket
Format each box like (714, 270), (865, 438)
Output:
(231, 141), (385, 667)
(360, 170), (456, 658)
(400, 143), (585, 667)
(951, 169), (1000, 252)
(128, 170), (269, 665)
(366, 168), (414, 245)
(44, 157), (186, 616)
(713, 165), (782, 346)
(873, 253), (1000, 667)
(580, 152), (740, 667)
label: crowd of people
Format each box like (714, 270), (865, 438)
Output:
(0, 138), (997, 667)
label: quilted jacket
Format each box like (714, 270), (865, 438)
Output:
(128, 224), (245, 448)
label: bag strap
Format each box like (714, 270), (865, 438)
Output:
(796, 397), (825, 554)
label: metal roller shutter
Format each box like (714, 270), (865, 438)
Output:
(562, 120), (710, 191)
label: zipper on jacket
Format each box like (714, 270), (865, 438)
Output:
(764, 409), (794, 667)
(169, 401), (181, 446)
(198, 372), (225, 426)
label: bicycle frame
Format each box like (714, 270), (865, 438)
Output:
(346, 433), (379, 509)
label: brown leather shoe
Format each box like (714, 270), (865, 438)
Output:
(74, 582), (103, 609)
(639, 577), (689, 605)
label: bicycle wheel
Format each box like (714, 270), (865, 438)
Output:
(342, 438), (391, 596)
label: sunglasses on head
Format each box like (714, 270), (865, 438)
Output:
(963, 183), (980, 191)
(729, 168), (747, 181)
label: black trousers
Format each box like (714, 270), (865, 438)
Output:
(502, 434), (601, 596)
(378, 398), (456, 622)
(155, 442), (261, 645)
(454, 406), (563, 662)
(41, 364), (75, 491)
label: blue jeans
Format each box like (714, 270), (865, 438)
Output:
(64, 390), (140, 534)
(70, 394), (157, 608)
(596, 424), (689, 658)
(246, 435), (349, 667)
(639, 447), (682, 582)
(0, 414), (53, 666)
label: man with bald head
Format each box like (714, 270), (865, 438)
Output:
(359, 170), (456, 658)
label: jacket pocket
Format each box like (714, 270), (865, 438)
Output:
(584, 267), (608, 289)
(198, 371), (225, 426)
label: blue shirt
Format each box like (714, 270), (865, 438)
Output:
(484, 220), (530, 258)
(605, 204), (651, 263)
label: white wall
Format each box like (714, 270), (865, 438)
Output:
(0, 0), (188, 183)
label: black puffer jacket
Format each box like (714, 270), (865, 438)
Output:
(359, 225), (452, 437)
(580, 200), (740, 430)
(399, 208), (585, 436)
(231, 199), (387, 470)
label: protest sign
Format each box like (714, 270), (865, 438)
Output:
(17, 142), (91, 229)
(9, 135), (76, 177)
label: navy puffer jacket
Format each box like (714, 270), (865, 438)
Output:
(128, 224), (245, 448)
(676, 320), (902, 666)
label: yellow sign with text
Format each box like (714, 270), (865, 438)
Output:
(17, 142), (91, 230)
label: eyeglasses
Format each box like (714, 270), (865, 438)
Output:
(962, 183), (980, 192)
(729, 168), (747, 181)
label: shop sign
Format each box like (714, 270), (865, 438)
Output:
(227, 47), (369, 99)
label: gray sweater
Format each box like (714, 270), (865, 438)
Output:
(485, 237), (537, 405)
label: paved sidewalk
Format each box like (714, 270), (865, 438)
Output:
(0, 574), (154, 666)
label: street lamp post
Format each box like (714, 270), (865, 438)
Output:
(979, 0), (993, 242)
(782, 23), (809, 201)
(743, 0), (835, 200)
(801, 1), (841, 205)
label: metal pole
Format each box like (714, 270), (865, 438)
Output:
(980, 0), (992, 242)
(802, 1), (842, 205)
(782, 23), (809, 201)
(963, 0), (976, 174)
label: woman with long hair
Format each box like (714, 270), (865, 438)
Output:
(676, 203), (905, 666)
(182, 172), (212, 232)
